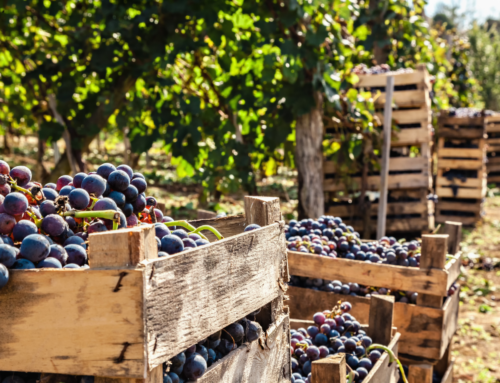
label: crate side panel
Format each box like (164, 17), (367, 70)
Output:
(0, 269), (145, 378)
(145, 223), (286, 369)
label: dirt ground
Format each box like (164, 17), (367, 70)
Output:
(452, 195), (500, 383)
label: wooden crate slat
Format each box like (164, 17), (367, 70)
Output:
(0, 268), (146, 378)
(487, 156), (500, 164)
(324, 173), (430, 192)
(438, 158), (483, 170)
(486, 163), (500, 172)
(436, 175), (484, 188)
(324, 157), (428, 174)
(328, 200), (428, 216)
(487, 176), (500, 183)
(195, 314), (291, 383)
(189, 215), (247, 241)
(288, 251), (449, 296)
(436, 200), (482, 213)
(144, 222), (286, 370)
(356, 70), (427, 88)
(393, 124), (431, 146)
(435, 186), (486, 199)
(376, 107), (431, 125)
(437, 147), (483, 159)
(375, 89), (429, 109)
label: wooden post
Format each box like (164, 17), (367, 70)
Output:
(89, 225), (161, 383)
(441, 221), (462, 255)
(244, 196), (282, 226)
(408, 364), (433, 383)
(417, 234), (448, 308)
(368, 295), (394, 346)
(377, 76), (395, 239)
(246, 196), (286, 329)
(312, 354), (346, 383)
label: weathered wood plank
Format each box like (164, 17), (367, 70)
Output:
(445, 253), (463, 290)
(441, 221), (462, 256)
(438, 147), (483, 159)
(440, 288), (459, 360)
(375, 90), (429, 109)
(195, 314), (291, 383)
(436, 200), (482, 213)
(144, 222), (286, 370)
(438, 158), (483, 169)
(356, 70), (426, 88)
(89, 225), (157, 268)
(288, 251), (449, 295)
(324, 173), (430, 192)
(311, 354), (345, 383)
(369, 295), (394, 346)
(435, 186), (486, 199)
(244, 196), (282, 226)
(324, 157), (428, 174)
(0, 269), (146, 378)
(418, 235), (448, 308)
(435, 213), (481, 225)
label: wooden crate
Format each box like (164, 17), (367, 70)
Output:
(287, 222), (462, 362)
(435, 198), (483, 225)
(486, 115), (500, 183)
(355, 66), (432, 147)
(0, 196), (290, 383)
(323, 144), (432, 192)
(325, 188), (433, 234)
(290, 295), (400, 383)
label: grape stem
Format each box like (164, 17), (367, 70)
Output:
(9, 179), (42, 204)
(163, 221), (223, 241)
(366, 344), (408, 383)
(63, 210), (121, 229)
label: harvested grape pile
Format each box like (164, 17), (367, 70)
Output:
(163, 312), (263, 382)
(0, 160), (228, 290)
(290, 302), (385, 383)
(441, 107), (497, 118)
(286, 217), (421, 267)
(352, 63), (414, 75)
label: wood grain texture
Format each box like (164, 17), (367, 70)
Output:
(143, 222), (287, 370)
(418, 235), (448, 308)
(311, 354), (345, 383)
(441, 222), (462, 255)
(244, 196), (282, 226)
(195, 314), (291, 383)
(89, 225), (157, 268)
(434, 342), (452, 378)
(435, 213), (482, 225)
(356, 70), (427, 88)
(288, 251), (449, 295)
(438, 158), (483, 169)
(445, 253), (463, 291)
(323, 173), (430, 192)
(0, 268), (146, 378)
(368, 295), (394, 346)
(324, 157), (428, 174)
(408, 364), (433, 383)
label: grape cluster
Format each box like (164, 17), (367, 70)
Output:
(163, 313), (263, 382)
(291, 302), (382, 383)
(443, 108), (496, 118)
(0, 159), (200, 290)
(286, 217), (422, 267)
